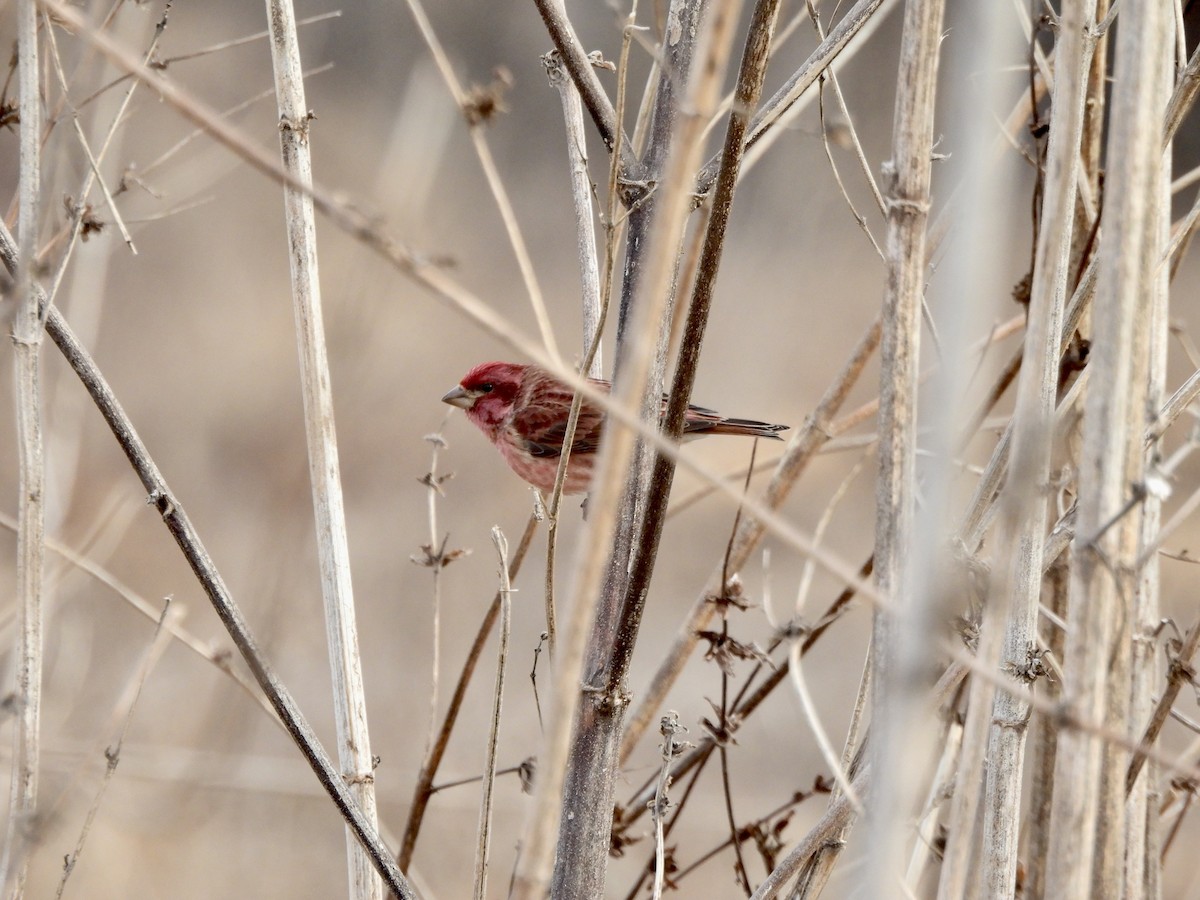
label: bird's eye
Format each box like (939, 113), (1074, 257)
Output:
(480, 383), (494, 393)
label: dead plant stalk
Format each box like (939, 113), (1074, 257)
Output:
(2, 2), (45, 895)
(866, 0), (944, 893)
(265, 2), (381, 897)
(1045, 0), (1170, 895)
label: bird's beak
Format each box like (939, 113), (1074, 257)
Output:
(441, 385), (475, 409)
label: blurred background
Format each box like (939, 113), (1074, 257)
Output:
(0, 0), (1199, 896)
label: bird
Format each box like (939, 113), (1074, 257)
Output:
(441, 361), (787, 494)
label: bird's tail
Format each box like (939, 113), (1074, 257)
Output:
(682, 414), (788, 440)
(707, 418), (789, 439)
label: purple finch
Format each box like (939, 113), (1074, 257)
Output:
(441, 361), (787, 494)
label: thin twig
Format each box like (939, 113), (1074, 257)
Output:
(651, 713), (688, 900)
(749, 770), (869, 900)
(718, 681), (752, 896)
(708, 0), (899, 189)
(70, 11), (342, 112)
(530, 0), (632, 163)
(42, 13), (136, 253)
(412, 420), (459, 760)
(472, 528), (513, 900)
(795, 644), (874, 898)
(808, 0), (886, 255)
(0, 512), (280, 723)
(55, 600), (174, 898)
(621, 557), (874, 830)
(622, 748), (710, 900)
(404, 0), (561, 366)
(663, 780), (830, 892)
(429, 763), (527, 795)
(138, 65), (336, 183)
(397, 512), (537, 870)
(1146, 366), (1200, 445)
(788, 640), (864, 813)
(1127, 619), (1200, 792)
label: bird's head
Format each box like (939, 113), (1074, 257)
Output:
(442, 361), (525, 429)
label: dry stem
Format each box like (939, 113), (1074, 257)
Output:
(2, 2), (45, 894)
(472, 528), (513, 900)
(866, 0), (944, 891)
(266, 3), (381, 895)
(1045, 0), (1170, 893)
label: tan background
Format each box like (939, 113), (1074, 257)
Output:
(1, 1), (1199, 897)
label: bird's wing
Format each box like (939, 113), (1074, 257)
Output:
(510, 371), (608, 458)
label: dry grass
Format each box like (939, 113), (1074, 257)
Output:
(1, 1), (1200, 898)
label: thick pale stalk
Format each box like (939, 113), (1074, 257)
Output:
(265, 3), (380, 898)
(968, 2), (1095, 897)
(544, 51), (603, 378)
(865, 0), (944, 892)
(1124, 38), (1172, 900)
(1045, 0), (1169, 894)
(2, 2), (44, 895)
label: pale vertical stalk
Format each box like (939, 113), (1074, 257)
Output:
(1045, 0), (1169, 895)
(887, 4), (1016, 891)
(265, 3), (380, 898)
(2, 2), (43, 895)
(1124, 40), (1173, 900)
(965, 2), (1095, 897)
(864, 0), (944, 893)
(541, 45), (607, 663)
(416, 427), (450, 759)
(544, 49), (603, 378)
(473, 528), (513, 900)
